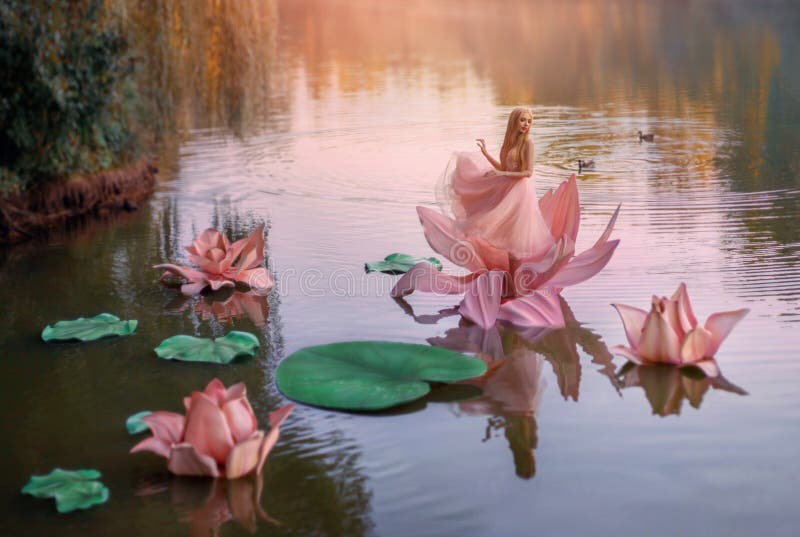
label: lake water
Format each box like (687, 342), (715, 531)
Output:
(1, 1), (799, 535)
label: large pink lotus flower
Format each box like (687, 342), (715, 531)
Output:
(155, 225), (274, 296)
(392, 175), (620, 330)
(611, 283), (749, 369)
(130, 379), (294, 479)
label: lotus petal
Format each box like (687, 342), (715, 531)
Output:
(225, 431), (265, 479)
(168, 443), (220, 478)
(538, 174), (580, 243)
(459, 271), (505, 328)
(222, 394), (258, 443)
(496, 291), (565, 329)
(590, 204), (621, 248)
(611, 303), (648, 350)
(231, 225), (266, 273)
(416, 206), (488, 271)
(233, 267), (275, 294)
(130, 411), (185, 459)
(671, 282), (697, 333)
(542, 239), (620, 289)
(268, 403), (295, 429)
(256, 404), (294, 473)
(680, 326), (713, 362)
(684, 358), (720, 378)
(391, 261), (485, 297)
(637, 305), (682, 364)
(183, 393), (235, 463)
(704, 308), (749, 357)
(611, 344), (644, 365)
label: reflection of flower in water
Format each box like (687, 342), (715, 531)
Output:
(618, 361), (747, 417)
(165, 289), (269, 327)
(421, 295), (619, 479)
(136, 474), (279, 536)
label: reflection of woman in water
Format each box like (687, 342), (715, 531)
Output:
(437, 106), (555, 261)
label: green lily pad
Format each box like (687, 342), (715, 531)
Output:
(42, 314), (138, 342)
(365, 253), (443, 274)
(125, 411), (152, 435)
(154, 331), (259, 364)
(22, 468), (109, 513)
(275, 341), (487, 411)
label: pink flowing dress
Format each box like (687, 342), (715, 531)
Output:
(440, 151), (555, 262)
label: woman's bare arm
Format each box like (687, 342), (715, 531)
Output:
(485, 140), (534, 178)
(476, 139), (502, 169)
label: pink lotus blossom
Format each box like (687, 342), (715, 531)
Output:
(131, 379), (293, 479)
(611, 283), (749, 367)
(392, 175), (620, 330)
(155, 226), (274, 296)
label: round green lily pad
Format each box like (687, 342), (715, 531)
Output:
(154, 331), (259, 364)
(365, 253), (443, 274)
(22, 468), (110, 513)
(275, 341), (487, 411)
(41, 314), (138, 342)
(125, 411), (152, 435)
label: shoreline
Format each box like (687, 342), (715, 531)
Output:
(0, 158), (157, 246)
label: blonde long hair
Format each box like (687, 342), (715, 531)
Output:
(500, 107), (533, 171)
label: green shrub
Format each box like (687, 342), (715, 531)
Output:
(0, 0), (138, 194)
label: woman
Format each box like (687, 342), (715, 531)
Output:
(438, 106), (555, 262)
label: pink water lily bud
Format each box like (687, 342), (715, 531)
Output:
(154, 225), (275, 296)
(131, 378), (294, 479)
(611, 283), (749, 366)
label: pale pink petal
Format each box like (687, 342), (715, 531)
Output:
(511, 237), (574, 295)
(154, 263), (208, 284)
(660, 296), (684, 339)
(541, 239), (620, 289)
(416, 206), (487, 271)
(590, 204), (621, 248)
(671, 282), (698, 332)
(268, 403), (295, 428)
(682, 358), (720, 378)
(459, 271), (505, 329)
(390, 261), (485, 297)
(183, 393), (235, 464)
(231, 225), (266, 273)
(680, 326), (713, 363)
(225, 431), (264, 479)
(704, 308), (749, 357)
(202, 378), (228, 405)
(222, 396), (258, 443)
(610, 344), (644, 365)
(256, 426), (281, 476)
(140, 411), (185, 444)
(130, 437), (172, 459)
(538, 174), (580, 243)
(167, 443), (220, 477)
(496, 291), (565, 329)
(637, 304), (682, 364)
(611, 303), (648, 350)
(232, 267), (275, 295)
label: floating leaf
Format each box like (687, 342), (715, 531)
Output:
(365, 253), (443, 274)
(126, 411), (152, 435)
(276, 341), (487, 410)
(22, 468), (109, 513)
(42, 314), (138, 342)
(154, 331), (259, 364)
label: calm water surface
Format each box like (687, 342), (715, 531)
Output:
(1, 1), (799, 535)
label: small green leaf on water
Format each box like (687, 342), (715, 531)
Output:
(276, 341), (487, 411)
(21, 468), (109, 513)
(365, 253), (443, 274)
(125, 411), (152, 435)
(154, 331), (260, 364)
(41, 314), (138, 342)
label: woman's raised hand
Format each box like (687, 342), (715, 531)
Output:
(475, 138), (487, 154)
